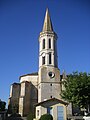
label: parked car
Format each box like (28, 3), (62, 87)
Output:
(83, 113), (90, 120)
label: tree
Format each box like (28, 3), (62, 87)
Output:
(39, 114), (53, 120)
(61, 72), (90, 112)
(27, 112), (34, 120)
(0, 100), (6, 111)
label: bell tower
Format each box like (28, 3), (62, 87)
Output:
(39, 8), (58, 68)
(38, 8), (61, 102)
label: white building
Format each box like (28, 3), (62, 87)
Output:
(8, 8), (71, 120)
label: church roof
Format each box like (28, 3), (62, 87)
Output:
(42, 8), (53, 32)
(12, 82), (20, 85)
(35, 98), (68, 107)
(19, 72), (38, 79)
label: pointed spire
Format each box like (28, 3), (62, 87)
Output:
(42, 8), (53, 32)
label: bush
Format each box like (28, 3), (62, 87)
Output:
(10, 113), (21, 117)
(39, 114), (53, 120)
(5, 113), (22, 120)
(27, 112), (34, 120)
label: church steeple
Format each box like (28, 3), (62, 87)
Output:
(42, 8), (53, 32)
(39, 8), (58, 68)
(38, 8), (60, 103)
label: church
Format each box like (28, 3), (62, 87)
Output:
(8, 8), (72, 120)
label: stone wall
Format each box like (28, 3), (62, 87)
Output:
(8, 83), (20, 113)
(19, 81), (38, 116)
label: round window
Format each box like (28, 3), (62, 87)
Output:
(48, 72), (55, 78)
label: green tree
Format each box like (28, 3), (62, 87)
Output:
(27, 112), (34, 120)
(39, 114), (53, 120)
(0, 100), (6, 111)
(61, 72), (90, 112)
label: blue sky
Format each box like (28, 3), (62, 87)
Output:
(0, 0), (90, 106)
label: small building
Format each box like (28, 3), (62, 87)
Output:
(35, 98), (68, 120)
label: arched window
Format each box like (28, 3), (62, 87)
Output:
(49, 53), (51, 64)
(42, 56), (45, 65)
(42, 39), (45, 49)
(49, 38), (51, 48)
(50, 96), (52, 98)
(37, 110), (39, 116)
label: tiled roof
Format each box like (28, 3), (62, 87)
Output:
(12, 82), (20, 85)
(19, 72), (38, 79)
(35, 98), (68, 107)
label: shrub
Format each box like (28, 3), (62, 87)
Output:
(5, 113), (22, 120)
(39, 114), (53, 120)
(27, 112), (34, 120)
(10, 113), (21, 117)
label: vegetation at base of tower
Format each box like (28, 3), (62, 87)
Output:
(39, 114), (53, 120)
(61, 72), (90, 112)
(0, 99), (6, 111)
(5, 113), (23, 120)
(27, 112), (34, 120)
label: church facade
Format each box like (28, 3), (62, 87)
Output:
(8, 9), (72, 119)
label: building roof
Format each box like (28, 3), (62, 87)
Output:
(19, 72), (38, 80)
(42, 8), (53, 32)
(35, 98), (68, 107)
(12, 82), (20, 85)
